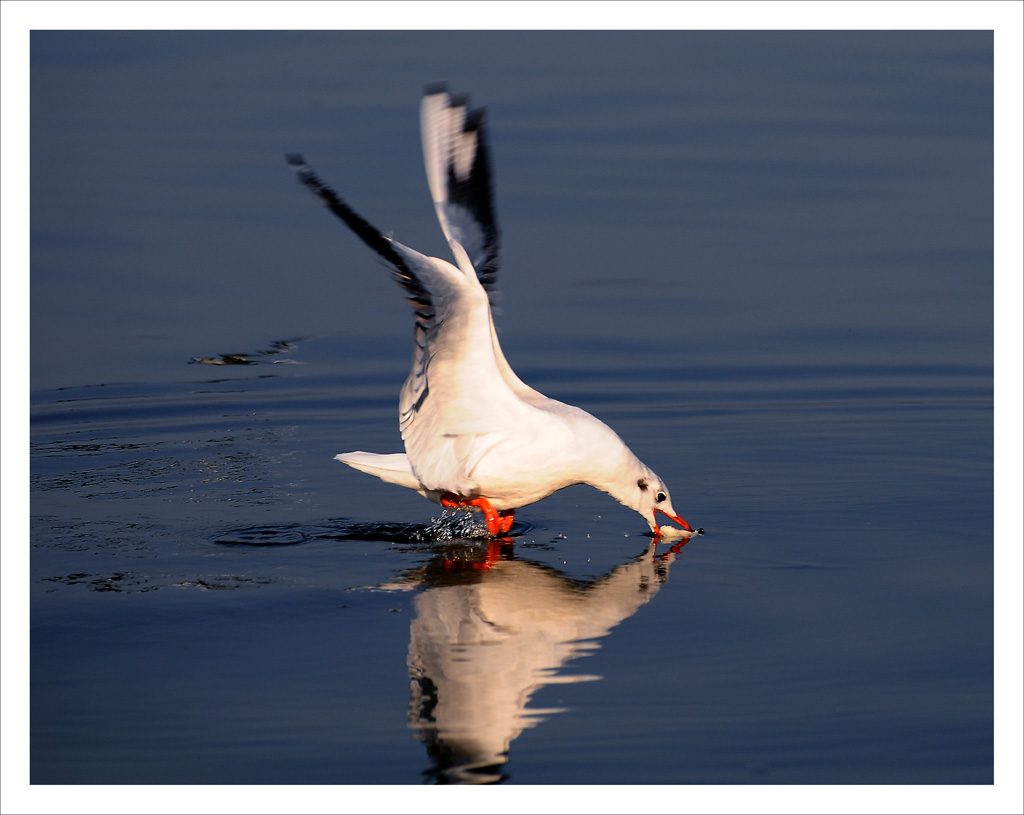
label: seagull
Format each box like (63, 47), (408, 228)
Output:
(287, 83), (696, 538)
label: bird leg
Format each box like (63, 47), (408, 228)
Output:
(440, 493), (513, 536)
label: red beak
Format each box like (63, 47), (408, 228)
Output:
(654, 508), (693, 533)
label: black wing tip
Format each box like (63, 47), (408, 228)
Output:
(286, 154), (329, 194)
(284, 153), (408, 273)
(464, 106), (487, 132)
(424, 81), (482, 119)
(286, 153), (318, 184)
(449, 91), (472, 110)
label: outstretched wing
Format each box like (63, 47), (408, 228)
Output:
(420, 82), (501, 299)
(286, 154), (461, 435)
(287, 91), (555, 497)
(286, 153), (513, 492)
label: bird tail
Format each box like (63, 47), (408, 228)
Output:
(335, 452), (421, 491)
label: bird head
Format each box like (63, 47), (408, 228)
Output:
(633, 473), (693, 537)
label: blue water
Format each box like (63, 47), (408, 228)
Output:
(28, 31), (993, 786)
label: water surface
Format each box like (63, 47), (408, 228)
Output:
(29, 31), (993, 786)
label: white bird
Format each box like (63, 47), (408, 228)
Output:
(288, 83), (696, 538)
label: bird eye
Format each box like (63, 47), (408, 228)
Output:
(655, 491), (666, 503)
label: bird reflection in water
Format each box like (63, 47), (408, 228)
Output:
(389, 537), (688, 784)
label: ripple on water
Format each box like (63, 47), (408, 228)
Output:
(212, 510), (523, 548)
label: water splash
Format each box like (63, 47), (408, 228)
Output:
(419, 508), (492, 541)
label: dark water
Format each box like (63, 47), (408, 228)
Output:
(27, 31), (996, 789)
